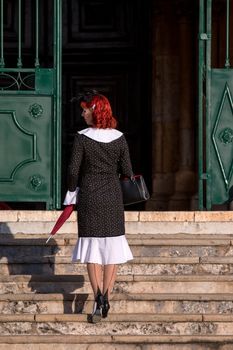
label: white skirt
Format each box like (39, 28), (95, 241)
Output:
(72, 235), (133, 265)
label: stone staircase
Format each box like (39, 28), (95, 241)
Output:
(1, 211), (233, 349)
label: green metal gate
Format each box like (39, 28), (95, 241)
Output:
(0, 0), (62, 209)
(199, 0), (233, 209)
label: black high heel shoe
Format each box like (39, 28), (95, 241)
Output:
(102, 291), (110, 318)
(88, 288), (104, 324)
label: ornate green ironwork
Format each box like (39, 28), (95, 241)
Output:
(219, 128), (233, 144)
(28, 103), (43, 118)
(30, 175), (43, 191)
(198, 0), (233, 209)
(0, 1), (62, 209)
(0, 72), (35, 91)
(212, 83), (233, 190)
(198, 0), (205, 210)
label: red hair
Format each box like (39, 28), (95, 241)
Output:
(81, 94), (117, 129)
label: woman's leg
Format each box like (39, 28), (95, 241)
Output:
(87, 263), (103, 323)
(103, 264), (118, 298)
(87, 263), (103, 296)
(101, 264), (118, 318)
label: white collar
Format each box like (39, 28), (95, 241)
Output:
(78, 127), (123, 143)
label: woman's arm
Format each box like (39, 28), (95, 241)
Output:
(63, 134), (84, 205)
(67, 134), (84, 191)
(118, 135), (134, 177)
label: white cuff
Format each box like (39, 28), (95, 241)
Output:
(63, 188), (79, 205)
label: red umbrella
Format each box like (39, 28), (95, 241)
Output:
(46, 204), (74, 243)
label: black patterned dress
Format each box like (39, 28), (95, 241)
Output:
(64, 127), (134, 264)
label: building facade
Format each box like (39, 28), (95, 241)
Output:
(0, 0), (231, 210)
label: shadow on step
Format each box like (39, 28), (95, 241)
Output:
(0, 226), (88, 314)
(28, 275), (88, 314)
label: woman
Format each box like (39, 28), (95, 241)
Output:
(63, 91), (134, 323)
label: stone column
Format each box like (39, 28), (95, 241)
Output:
(146, 0), (180, 210)
(168, 5), (197, 210)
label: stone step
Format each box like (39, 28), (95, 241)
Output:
(1, 236), (232, 258)
(0, 256), (202, 264)
(0, 345), (230, 350)
(2, 211), (233, 347)
(1, 293), (233, 315)
(0, 260), (232, 276)
(1, 313), (233, 336)
(1, 233), (232, 244)
(0, 335), (233, 348)
(2, 210), (233, 235)
(2, 253), (233, 266)
(1, 313), (233, 322)
(3, 233), (233, 243)
(0, 313), (204, 322)
(3, 264), (233, 277)
(3, 292), (233, 301)
(3, 255), (233, 265)
(1, 275), (233, 294)
(1, 232), (232, 243)
(2, 274), (233, 282)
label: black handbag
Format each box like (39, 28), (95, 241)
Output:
(120, 175), (150, 206)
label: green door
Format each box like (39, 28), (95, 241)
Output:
(0, 1), (62, 209)
(198, 0), (233, 209)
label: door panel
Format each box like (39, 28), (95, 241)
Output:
(198, 0), (233, 209)
(0, 0), (62, 209)
(0, 96), (52, 202)
(210, 69), (233, 204)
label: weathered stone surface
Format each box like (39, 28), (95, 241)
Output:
(0, 346), (90, 350)
(17, 211), (77, 223)
(0, 322), (33, 335)
(1, 261), (233, 276)
(131, 245), (230, 257)
(0, 211), (18, 222)
(139, 212), (195, 222)
(0, 255), (200, 264)
(0, 344), (226, 350)
(113, 281), (233, 294)
(119, 263), (232, 276)
(1, 300), (46, 314)
(1, 234), (231, 245)
(1, 320), (233, 336)
(125, 212), (139, 221)
(1, 296), (233, 318)
(1, 334), (233, 345)
(2, 279), (233, 295)
(1, 244), (230, 259)
(0, 343), (232, 350)
(34, 314), (202, 322)
(201, 257), (233, 263)
(125, 221), (233, 235)
(0, 222), (78, 234)
(195, 212), (233, 222)
(2, 295), (233, 316)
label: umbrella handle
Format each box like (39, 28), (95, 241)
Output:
(46, 235), (53, 244)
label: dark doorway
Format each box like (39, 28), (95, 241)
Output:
(61, 0), (152, 203)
